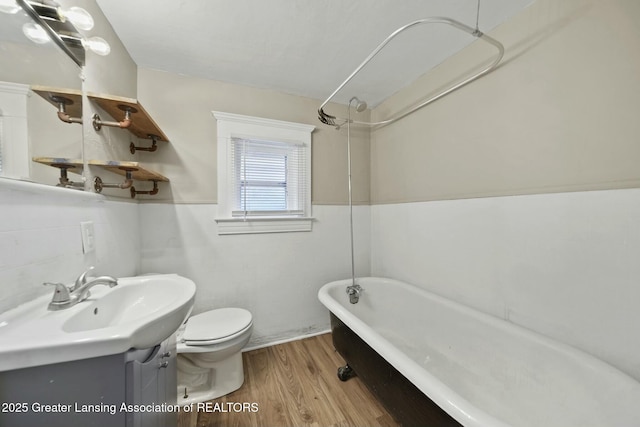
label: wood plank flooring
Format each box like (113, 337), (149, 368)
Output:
(177, 333), (399, 427)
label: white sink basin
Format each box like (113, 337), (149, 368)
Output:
(0, 274), (195, 372)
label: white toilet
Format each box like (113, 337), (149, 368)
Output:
(176, 307), (253, 404)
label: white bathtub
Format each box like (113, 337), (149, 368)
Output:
(318, 277), (640, 427)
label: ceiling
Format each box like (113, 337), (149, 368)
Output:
(96, 0), (533, 107)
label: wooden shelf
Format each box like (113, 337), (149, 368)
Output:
(31, 86), (83, 119)
(88, 160), (169, 182)
(32, 88), (169, 143)
(32, 157), (85, 189)
(33, 158), (168, 185)
(87, 92), (169, 141)
(32, 89), (171, 196)
(32, 157), (83, 173)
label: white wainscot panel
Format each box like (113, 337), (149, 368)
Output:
(139, 203), (371, 348)
(371, 189), (640, 381)
(0, 179), (140, 314)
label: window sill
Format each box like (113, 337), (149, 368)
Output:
(215, 217), (314, 235)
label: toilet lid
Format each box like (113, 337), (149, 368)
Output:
(183, 308), (252, 342)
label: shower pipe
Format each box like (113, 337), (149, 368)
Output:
(345, 98), (359, 299)
(317, 17), (504, 128)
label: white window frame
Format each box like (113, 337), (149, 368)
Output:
(0, 81), (30, 180)
(213, 111), (315, 235)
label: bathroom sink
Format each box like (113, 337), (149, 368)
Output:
(0, 274), (195, 372)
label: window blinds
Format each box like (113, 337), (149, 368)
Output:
(230, 137), (307, 217)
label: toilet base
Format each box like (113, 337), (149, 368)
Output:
(177, 351), (245, 405)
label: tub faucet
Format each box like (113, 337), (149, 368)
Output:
(45, 268), (118, 311)
(346, 283), (362, 304)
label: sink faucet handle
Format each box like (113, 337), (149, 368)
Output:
(73, 266), (95, 291)
(43, 282), (71, 303)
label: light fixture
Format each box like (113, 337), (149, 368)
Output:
(59, 33), (111, 56)
(22, 1), (94, 30)
(58, 6), (93, 30)
(0, 0), (20, 14)
(83, 36), (110, 56)
(14, 0), (111, 66)
(22, 22), (49, 44)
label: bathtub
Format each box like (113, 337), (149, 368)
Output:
(318, 277), (640, 427)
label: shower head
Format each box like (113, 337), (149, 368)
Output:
(349, 97), (367, 113)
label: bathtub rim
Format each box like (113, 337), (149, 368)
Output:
(319, 277), (502, 427)
(318, 276), (640, 427)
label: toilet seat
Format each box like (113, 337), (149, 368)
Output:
(182, 323), (253, 346)
(181, 308), (252, 346)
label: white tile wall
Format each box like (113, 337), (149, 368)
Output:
(139, 203), (370, 348)
(0, 178), (140, 314)
(0, 175), (368, 350)
(371, 189), (640, 380)
(3, 177), (639, 381)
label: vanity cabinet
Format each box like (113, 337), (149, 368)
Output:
(125, 334), (178, 427)
(0, 334), (178, 427)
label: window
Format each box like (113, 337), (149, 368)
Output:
(232, 137), (304, 215)
(213, 111), (315, 234)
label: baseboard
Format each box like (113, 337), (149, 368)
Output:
(243, 328), (331, 352)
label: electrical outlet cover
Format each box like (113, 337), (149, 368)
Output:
(80, 221), (95, 254)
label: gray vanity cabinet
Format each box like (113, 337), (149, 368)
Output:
(126, 334), (178, 427)
(0, 334), (178, 427)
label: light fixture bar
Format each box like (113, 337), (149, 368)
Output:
(16, 0), (85, 67)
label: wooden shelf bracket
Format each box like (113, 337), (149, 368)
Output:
(31, 86), (83, 125)
(90, 160), (168, 199)
(56, 165), (84, 189)
(130, 134), (159, 154)
(94, 174), (161, 199)
(130, 181), (159, 198)
(93, 171), (133, 194)
(32, 158), (84, 189)
(52, 95), (82, 125)
(92, 105), (135, 131)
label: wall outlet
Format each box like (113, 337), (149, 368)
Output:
(80, 221), (95, 254)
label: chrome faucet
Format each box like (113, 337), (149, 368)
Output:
(74, 275), (118, 301)
(72, 266), (94, 292)
(44, 267), (118, 311)
(346, 282), (362, 304)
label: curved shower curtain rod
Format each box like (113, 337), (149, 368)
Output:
(317, 17), (504, 128)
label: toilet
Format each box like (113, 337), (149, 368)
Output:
(176, 308), (253, 404)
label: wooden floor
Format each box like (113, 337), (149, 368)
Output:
(177, 333), (399, 427)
